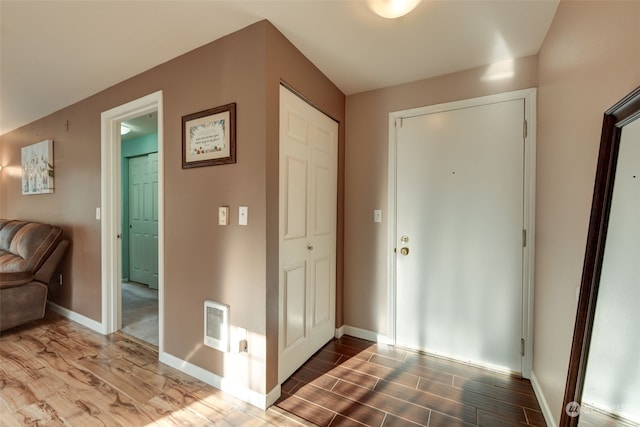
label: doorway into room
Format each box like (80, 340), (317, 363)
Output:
(100, 91), (164, 351)
(120, 113), (159, 346)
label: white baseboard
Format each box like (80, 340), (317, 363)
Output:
(159, 351), (279, 410)
(530, 371), (558, 427)
(48, 301), (105, 334)
(340, 325), (394, 345)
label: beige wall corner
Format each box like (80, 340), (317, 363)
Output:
(534, 1), (640, 424)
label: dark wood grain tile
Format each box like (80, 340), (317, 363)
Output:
(303, 357), (380, 390)
(277, 336), (546, 427)
(292, 366), (341, 391)
(375, 379), (477, 424)
(405, 353), (495, 385)
(293, 382), (387, 426)
(381, 413), (425, 427)
(427, 410), (480, 427)
(491, 374), (539, 397)
(333, 380), (431, 426)
(331, 413), (371, 426)
(453, 376), (541, 410)
(524, 408), (547, 427)
(277, 392), (336, 427)
(339, 355), (420, 389)
(369, 353), (454, 386)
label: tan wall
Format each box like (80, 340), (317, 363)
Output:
(0, 20), (345, 397)
(343, 56), (538, 334)
(534, 1), (640, 423)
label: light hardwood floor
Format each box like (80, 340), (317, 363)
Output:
(0, 311), (309, 426)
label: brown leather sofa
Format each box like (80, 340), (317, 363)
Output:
(0, 219), (69, 332)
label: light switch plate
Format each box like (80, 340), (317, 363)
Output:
(218, 206), (229, 226)
(374, 209), (382, 223)
(239, 206), (248, 225)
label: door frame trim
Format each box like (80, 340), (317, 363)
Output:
(100, 91), (164, 353)
(387, 88), (536, 378)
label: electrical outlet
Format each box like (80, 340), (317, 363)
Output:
(239, 206), (248, 225)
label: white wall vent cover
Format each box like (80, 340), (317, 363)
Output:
(204, 300), (230, 352)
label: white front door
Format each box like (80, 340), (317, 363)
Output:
(279, 85), (338, 383)
(129, 152), (159, 289)
(395, 98), (526, 374)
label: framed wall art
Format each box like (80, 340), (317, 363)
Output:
(182, 103), (236, 168)
(21, 139), (54, 195)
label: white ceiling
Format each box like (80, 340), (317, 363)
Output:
(0, 0), (559, 135)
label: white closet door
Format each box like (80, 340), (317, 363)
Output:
(129, 152), (159, 289)
(279, 86), (338, 383)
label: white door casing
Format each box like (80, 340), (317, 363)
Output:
(101, 91), (164, 352)
(279, 85), (338, 383)
(388, 89), (536, 377)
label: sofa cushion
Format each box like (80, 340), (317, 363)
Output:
(0, 249), (28, 273)
(12, 223), (62, 273)
(0, 222), (62, 274)
(0, 272), (34, 288)
(0, 220), (27, 251)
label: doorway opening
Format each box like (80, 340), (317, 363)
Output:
(100, 91), (164, 352)
(120, 113), (159, 346)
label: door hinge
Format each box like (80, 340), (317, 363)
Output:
(523, 120), (528, 139)
(520, 338), (525, 356)
(522, 229), (527, 248)
(395, 117), (403, 128)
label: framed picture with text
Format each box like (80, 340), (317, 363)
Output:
(182, 103), (236, 168)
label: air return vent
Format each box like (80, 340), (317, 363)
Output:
(204, 300), (229, 352)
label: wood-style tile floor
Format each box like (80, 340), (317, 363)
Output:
(276, 336), (547, 427)
(0, 311), (309, 426)
(1, 311), (547, 427)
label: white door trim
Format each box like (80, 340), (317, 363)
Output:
(387, 88), (536, 378)
(100, 91), (164, 352)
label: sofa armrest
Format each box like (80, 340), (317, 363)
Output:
(0, 272), (35, 289)
(33, 240), (69, 284)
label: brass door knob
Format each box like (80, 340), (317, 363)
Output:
(400, 247), (409, 256)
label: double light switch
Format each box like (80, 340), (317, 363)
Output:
(218, 206), (248, 226)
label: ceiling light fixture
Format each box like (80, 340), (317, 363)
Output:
(121, 124), (131, 135)
(368, 0), (421, 19)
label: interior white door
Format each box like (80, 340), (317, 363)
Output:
(129, 153), (159, 289)
(279, 85), (338, 383)
(395, 99), (525, 373)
